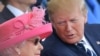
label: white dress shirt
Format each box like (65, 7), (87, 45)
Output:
(7, 4), (28, 17)
(82, 36), (97, 55)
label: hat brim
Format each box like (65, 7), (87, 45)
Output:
(0, 23), (52, 51)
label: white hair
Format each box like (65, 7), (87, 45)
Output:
(0, 41), (26, 56)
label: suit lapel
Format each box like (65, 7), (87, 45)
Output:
(85, 24), (100, 56)
(67, 44), (89, 56)
(1, 7), (15, 20)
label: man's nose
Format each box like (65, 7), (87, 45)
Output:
(65, 23), (72, 32)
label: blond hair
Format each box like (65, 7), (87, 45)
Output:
(47, 0), (87, 21)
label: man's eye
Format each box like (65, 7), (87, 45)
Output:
(70, 19), (78, 23)
(56, 21), (66, 25)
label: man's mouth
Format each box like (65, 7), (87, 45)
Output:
(66, 34), (75, 38)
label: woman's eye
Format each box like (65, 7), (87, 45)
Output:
(33, 38), (40, 45)
(28, 37), (41, 45)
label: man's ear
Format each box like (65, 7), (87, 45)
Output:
(83, 10), (88, 24)
(84, 15), (87, 24)
(82, 5), (88, 24)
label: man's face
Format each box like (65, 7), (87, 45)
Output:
(14, 0), (37, 5)
(0, 2), (4, 12)
(51, 9), (87, 44)
(21, 0), (37, 5)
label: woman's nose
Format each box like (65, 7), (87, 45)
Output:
(38, 42), (44, 50)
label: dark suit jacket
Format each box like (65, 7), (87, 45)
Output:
(41, 24), (100, 56)
(0, 7), (15, 24)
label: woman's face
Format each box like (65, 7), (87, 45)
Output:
(20, 37), (43, 56)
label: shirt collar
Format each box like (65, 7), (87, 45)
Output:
(7, 4), (28, 17)
(81, 35), (87, 44)
(75, 35), (86, 45)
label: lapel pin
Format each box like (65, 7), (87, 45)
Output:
(96, 41), (100, 45)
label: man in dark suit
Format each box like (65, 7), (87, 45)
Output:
(0, 0), (37, 23)
(41, 0), (100, 56)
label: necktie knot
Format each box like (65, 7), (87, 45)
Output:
(77, 40), (97, 56)
(77, 41), (86, 51)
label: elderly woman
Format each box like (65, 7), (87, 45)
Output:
(0, 7), (52, 56)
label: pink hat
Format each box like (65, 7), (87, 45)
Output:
(0, 7), (52, 51)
